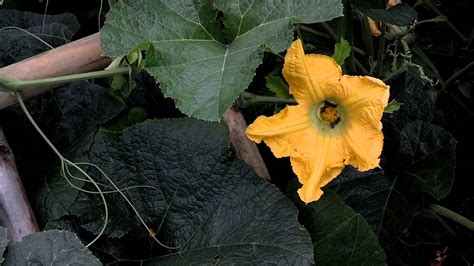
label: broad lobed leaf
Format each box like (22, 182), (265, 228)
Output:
(69, 118), (314, 263)
(0, 10), (79, 67)
(101, 0), (343, 120)
(399, 121), (457, 200)
(2, 230), (100, 265)
(302, 190), (386, 265)
(330, 167), (417, 247)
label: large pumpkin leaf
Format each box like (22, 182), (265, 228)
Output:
(330, 167), (418, 247)
(71, 118), (313, 263)
(399, 121), (457, 200)
(101, 0), (343, 120)
(0, 9), (79, 67)
(15, 81), (125, 225)
(391, 74), (444, 129)
(2, 230), (100, 265)
(300, 189), (386, 265)
(0, 227), (6, 264)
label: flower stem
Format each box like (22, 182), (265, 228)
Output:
(430, 204), (474, 231)
(238, 92), (296, 107)
(0, 67), (130, 92)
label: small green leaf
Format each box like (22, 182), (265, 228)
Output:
(266, 74), (291, 99)
(101, 0), (343, 120)
(3, 230), (100, 265)
(128, 107), (147, 125)
(400, 121), (457, 200)
(332, 37), (352, 66)
(110, 74), (127, 92)
(0, 227), (7, 264)
(384, 99), (402, 113)
(431, 15), (447, 23)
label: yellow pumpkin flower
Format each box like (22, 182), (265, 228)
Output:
(246, 39), (389, 204)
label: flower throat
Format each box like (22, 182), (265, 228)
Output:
(318, 101), (341, 128)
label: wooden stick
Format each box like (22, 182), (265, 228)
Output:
(223, 106), (271, 180)
(0, 33), (271, 181)
(0, 128), (40, 243)
(0, 33), (110, 109)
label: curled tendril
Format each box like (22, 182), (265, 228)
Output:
(15, 92), (180, 249)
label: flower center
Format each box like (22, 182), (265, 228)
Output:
(317, 101), (341, 128)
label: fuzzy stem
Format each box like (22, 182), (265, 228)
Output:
(240, 92), (297, 106)
(430, 204), (474, 231)
(375, 23), (386, 77)
(423, 0), (467, 42)
(0, 67), (129, 92)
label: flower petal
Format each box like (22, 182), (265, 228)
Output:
(340, 75), (389, 129)
(283, 39), (342, 105)
(339, 75), (389, 171)
(246, 105), (310, 158)
(343, 122), (384, 171)
(340, 76), (389, 106)
(292, 134), (346, 203)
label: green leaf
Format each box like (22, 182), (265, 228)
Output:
(302, 190), (386, 265)
(35, 170), (85, 224)
(101, 0), (343, 120)
(384, 99), (401, 113)
(391, 74), (443, 129)
(0, 10), (79, 67)
(354, 3), (418, 26)
(26, 81), (125, 225)
(0, 227), (7, 264)
(73, 118), (314, 263)
(330, 167), (418, 247)
(400, 121), (457, 200)
(266, 74), (291, 99)
(332, 37), (351, 65)
(2, 230), (100, 265)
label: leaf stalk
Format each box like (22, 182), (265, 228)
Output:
(0, 67), (130, 93)
(430, 204), (474, 231)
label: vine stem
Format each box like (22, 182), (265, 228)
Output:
(0, 67), (129, 92)
(422, 0), (467, 42)
(375, 23), (386, 77)
(430, 204), (474, 231)
(0, 33), (110, 110)
(444, 61), (474, 89)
